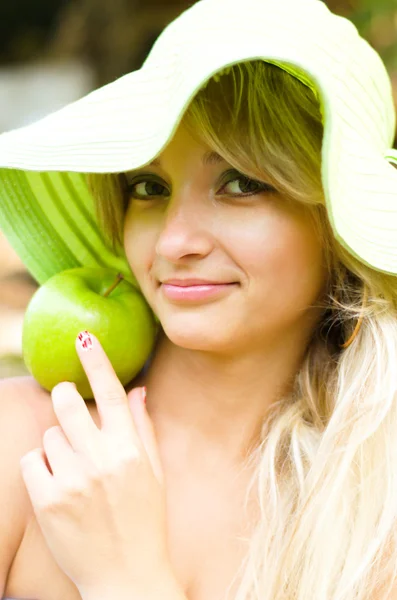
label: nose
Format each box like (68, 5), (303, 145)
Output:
(155, 188), (214, 262)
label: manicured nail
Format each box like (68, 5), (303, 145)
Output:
(142, 386), (147, 404)
(77, 330), (94, 351)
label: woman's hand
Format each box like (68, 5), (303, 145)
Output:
(19, 330), (173, 599)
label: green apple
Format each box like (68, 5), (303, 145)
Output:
(22, 267), (158, 400)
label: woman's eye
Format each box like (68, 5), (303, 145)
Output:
(126, 180), (168, 199)
(125, 174), (275, 201)
(220, 175), (274, 196)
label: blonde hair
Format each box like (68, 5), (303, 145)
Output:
(87, 61), (397, 599)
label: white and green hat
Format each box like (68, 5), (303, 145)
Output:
(0, 0), (396, 285)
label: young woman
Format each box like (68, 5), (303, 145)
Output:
(0, 0), (397, 599)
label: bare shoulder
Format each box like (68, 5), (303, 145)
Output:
(0, 375), (59, 519)
(0, 376), (58, 595)
(0, 375), (59, 436)
(0, 375), (58, 493)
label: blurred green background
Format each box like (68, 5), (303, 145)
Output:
(0, 0), (396, 379)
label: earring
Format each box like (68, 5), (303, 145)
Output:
(339, 285), (368, 349)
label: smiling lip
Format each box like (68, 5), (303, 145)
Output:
(162, 278), (236, 286)
(161, 282), (238, 302)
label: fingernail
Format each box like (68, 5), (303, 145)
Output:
(142, 386), (147, 405)
(77, 330), (94, 351)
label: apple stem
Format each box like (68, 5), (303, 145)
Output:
(103, 273), (124, 297)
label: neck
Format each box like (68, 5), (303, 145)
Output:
(138, 327), (311, 471)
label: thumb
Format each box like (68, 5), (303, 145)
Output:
(127, 386), (165, 486)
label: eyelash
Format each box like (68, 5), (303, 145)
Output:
(124, 171), (276, 201)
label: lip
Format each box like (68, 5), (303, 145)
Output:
(162, 278), (236, 286)
(161, 282), (238, 302)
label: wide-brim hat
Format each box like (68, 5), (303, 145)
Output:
(0, 0), (397, 287)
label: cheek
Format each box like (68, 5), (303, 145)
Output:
(232, 211), (326, 307)
(123, 211), (156, 282)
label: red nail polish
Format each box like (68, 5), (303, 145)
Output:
(77, 330), (93, 351)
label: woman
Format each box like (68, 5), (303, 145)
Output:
(0, 0), (397, 599)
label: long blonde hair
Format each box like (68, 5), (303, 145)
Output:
(87, 61), (397, 599)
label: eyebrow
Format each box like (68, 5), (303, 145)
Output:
(148, 151), (226, 168)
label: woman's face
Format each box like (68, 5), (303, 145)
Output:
(123, 123), (327, 353)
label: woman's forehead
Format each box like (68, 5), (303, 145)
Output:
(147, 150), (227, 169)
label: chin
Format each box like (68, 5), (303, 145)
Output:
(160, 317), (232, 351)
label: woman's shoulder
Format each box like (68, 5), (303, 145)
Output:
(0, 375), (60, 513)
(0, 375), (59, 436)
(0, 376), (56, 594)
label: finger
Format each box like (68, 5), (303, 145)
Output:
(20, 448), (55, 509)
(43, 426), (86, 484)
(52, 381), (101, 458)
(75, 331), (138, 440)
(127, 387), (164, 486)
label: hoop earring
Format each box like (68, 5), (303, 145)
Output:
(339, 285), (368, 349)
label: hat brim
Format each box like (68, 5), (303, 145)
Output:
(0, 0), (397, 283)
